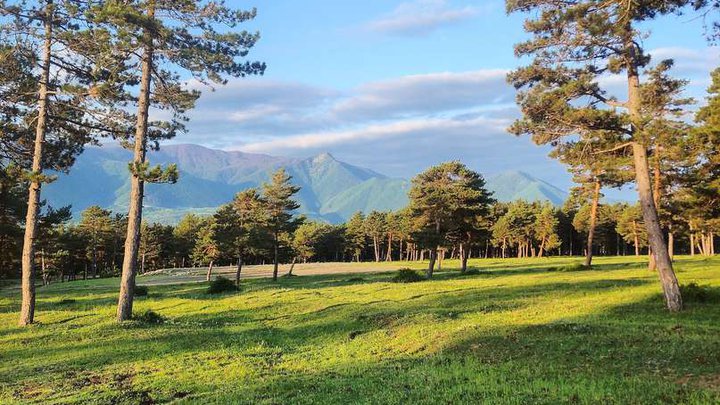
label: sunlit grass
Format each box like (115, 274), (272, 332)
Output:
(1, 256), (719, 403)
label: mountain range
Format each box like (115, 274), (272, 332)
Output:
(43, 144), (568, 224)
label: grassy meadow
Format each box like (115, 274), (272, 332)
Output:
(1, 256), (719, 404)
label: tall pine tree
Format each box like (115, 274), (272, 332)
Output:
(103, 1), (266, 321)
(507, 0), (685, 311)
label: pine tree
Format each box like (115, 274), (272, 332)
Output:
(3, 1), (133, 325)
(552, 135), (632, 267)
(106, 1), (266, 321)
(78, 206), (113, 278)
(363, 211), (387, 263)
(345, 212), (367, 262)
(215, 188), (265, 286)
(261, 169), (301, 282)
(409, 161), (493, 278)
(192, 218), (220, 282)
(678, 67), (720, 255)
(507, 0), (685, 311)
(616, 204), (648, 256)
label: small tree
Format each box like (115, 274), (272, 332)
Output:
(261, 169), (301, 281)
(616, 204), (648, 256)
(345, 212), (367, 262)
(78, 206), (113, 278)
(192, 219), (220, 282)
(533, 203), (561, 258)
(363, 211), (387, 263)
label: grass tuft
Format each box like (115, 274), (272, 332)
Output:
(133, 310), (165, 325)
(680, 282), (720, 304)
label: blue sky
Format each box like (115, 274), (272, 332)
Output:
(175, 0), (718, 198)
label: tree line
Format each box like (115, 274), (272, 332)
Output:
(3, 158), (716, 287)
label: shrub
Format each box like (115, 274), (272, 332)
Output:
(392, 268), (424, 283)
(557, 263), (588, 272)
(680, 283), (720, 304)
(207, 276), (239, 294)
(462, 268), (481, 276)
(134, 310), (165, 324)
(134, 285), (149, 297)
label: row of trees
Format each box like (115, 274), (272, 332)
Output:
(11, 160), (716, 288)
(1, 0), (264, 325)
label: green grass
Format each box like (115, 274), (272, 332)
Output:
(1, 256), (719, 404)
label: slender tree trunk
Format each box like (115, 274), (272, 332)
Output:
(460, 244), (469, 273)
(117, 1), (155, 322)
(287, 256), (297, 276)
(205, 260), (214, 282)
(235, 255), (243, 287)
(272, 232), (279, 281)
(385, 233), (392, 261)
(427, 248), (437, 279)
(19, 1), (53, 326)
(668, 231), (674, 260)
(584, 180), (601, 268)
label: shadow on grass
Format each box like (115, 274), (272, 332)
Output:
(3, 267), (720, 404)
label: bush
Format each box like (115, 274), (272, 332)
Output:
(680, 283), (720, 304)
(557, 263), (588, 272)
(462, 268), (481, 276)
(392, 268), (424, 283)
(134, 310), (165, 324)
(134, 285), (149, 297)
(207, 276), (239, 294)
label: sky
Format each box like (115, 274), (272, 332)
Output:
(174, 0), (719, 198)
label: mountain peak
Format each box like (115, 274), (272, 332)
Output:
(312, 152), (337, 163)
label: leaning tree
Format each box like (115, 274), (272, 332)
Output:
(506, 0), (687, 311)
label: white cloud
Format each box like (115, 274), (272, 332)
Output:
(362, 0), (481, 36)
(332, 69), (512, 119)
(649, 47), (720, 81)
(236, 115), (511, 153)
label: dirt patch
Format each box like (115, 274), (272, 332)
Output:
(676, 374), (720, 391)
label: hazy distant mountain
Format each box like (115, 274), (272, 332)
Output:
(44, 144), (568, 224)
(485, 171), (568, 206)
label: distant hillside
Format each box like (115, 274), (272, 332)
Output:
(44, 144), (568, 224)
(485, 171), (568, 205)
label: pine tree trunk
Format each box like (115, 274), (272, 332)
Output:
(19, 1), (53, 326)
(584, 180), (601, 268)
(633, 222), (640, 256)
(427, 248), (437, 279)
(117, 1), (155, 322)
(235, 255), (243, 287)
(624, 24), (681, 310)
(668, 232), (674, 260)
(206, 260), (214, 281)
(385, 234), (392, 261)
(460, 244), (469, 273)
(272, 232), (279, 281)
